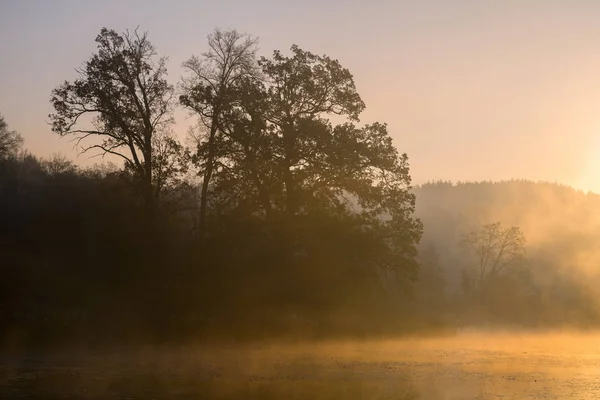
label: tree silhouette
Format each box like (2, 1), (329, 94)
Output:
(461, 222), (526, 288)
(0, 114), (23, 160)
(256, 45), (366, 216)
(180, 29), (259, 232)
(198, 45), (422, 276)
(4, 27), (429, 343)
(49, 28), (175, 218)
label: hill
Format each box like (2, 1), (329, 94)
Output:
(412, 180), (600, 327)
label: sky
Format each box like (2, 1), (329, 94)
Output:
(2, 0), (600, 192)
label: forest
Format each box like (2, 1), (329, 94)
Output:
(1, 27), (599, 349)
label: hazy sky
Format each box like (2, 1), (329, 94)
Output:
(2, 0), (600, 192)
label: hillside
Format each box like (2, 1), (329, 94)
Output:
(413, 180), (600, 326)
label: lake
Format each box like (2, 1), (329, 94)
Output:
(2, 331), (600, 399)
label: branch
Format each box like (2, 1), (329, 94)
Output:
(76, 141), (134, 171)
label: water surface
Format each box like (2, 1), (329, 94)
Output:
(2, 332), (600, 399)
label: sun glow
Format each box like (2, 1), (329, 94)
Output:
(576, 133), (600, 195)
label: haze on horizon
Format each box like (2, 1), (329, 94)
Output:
(2, 0), (600, 192)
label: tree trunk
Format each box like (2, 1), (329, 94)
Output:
(282, 124), (296, 216)
(143, 135), (155, 223)
(143, 176), (155, 221)
(243, 142), (272, 218)
(198, 120), (219, 232)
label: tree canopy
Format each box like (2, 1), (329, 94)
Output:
(49, 28), (176, 216)
(0, 114), (23, 160)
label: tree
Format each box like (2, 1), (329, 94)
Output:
(211, 44), (368, 217)
(180, 28), (259, 231)
(460, 222), (526, 288)
(41, 153), (77, 176)
(255, 45), (366, 216)
(0, 114), (23, 160)
(150, 130), (190, 209)
(205, 44), (422, 277)
(49, 27), (174, 218)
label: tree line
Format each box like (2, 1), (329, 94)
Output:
(1, 27), (425, 346)
(1, 27), (595, 347)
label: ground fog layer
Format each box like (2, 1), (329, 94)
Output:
(2, 332), (600, 399)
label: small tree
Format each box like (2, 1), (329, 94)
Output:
(461, 222), (526, 289)
(42, 154), (77, 176)
(49, 27), (174, 219)
(0, 114), (23, 160)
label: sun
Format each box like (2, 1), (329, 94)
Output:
(575, 134), (600, 195)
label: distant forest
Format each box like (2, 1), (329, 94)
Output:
(1, 28), (599, 348)
(414, 180), (600, 328)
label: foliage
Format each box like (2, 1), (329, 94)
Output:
(0, 26), (428, 346)
(180, 29), (259, 229)
(460, 222), (526, 288)
(0, 114), (23, 160)
(196, 42), (423, 276)
(49, 28), (177, 214)
(16, 25), (600, 346)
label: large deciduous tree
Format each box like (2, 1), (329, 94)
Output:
(212, 45), (368, 216)
(254, 45), (366, 216)
(180, 29), (259, 231)
(49, 27), (175, 218)
(205, 44), (422, 278)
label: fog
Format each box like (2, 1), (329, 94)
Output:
(3, 332), (600, 398)
(412, 181), (600, 330)
(3, 3), (600, 398)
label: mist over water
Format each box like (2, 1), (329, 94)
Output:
(4, 3), (600, 399)
(2, 332), (600, 399)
